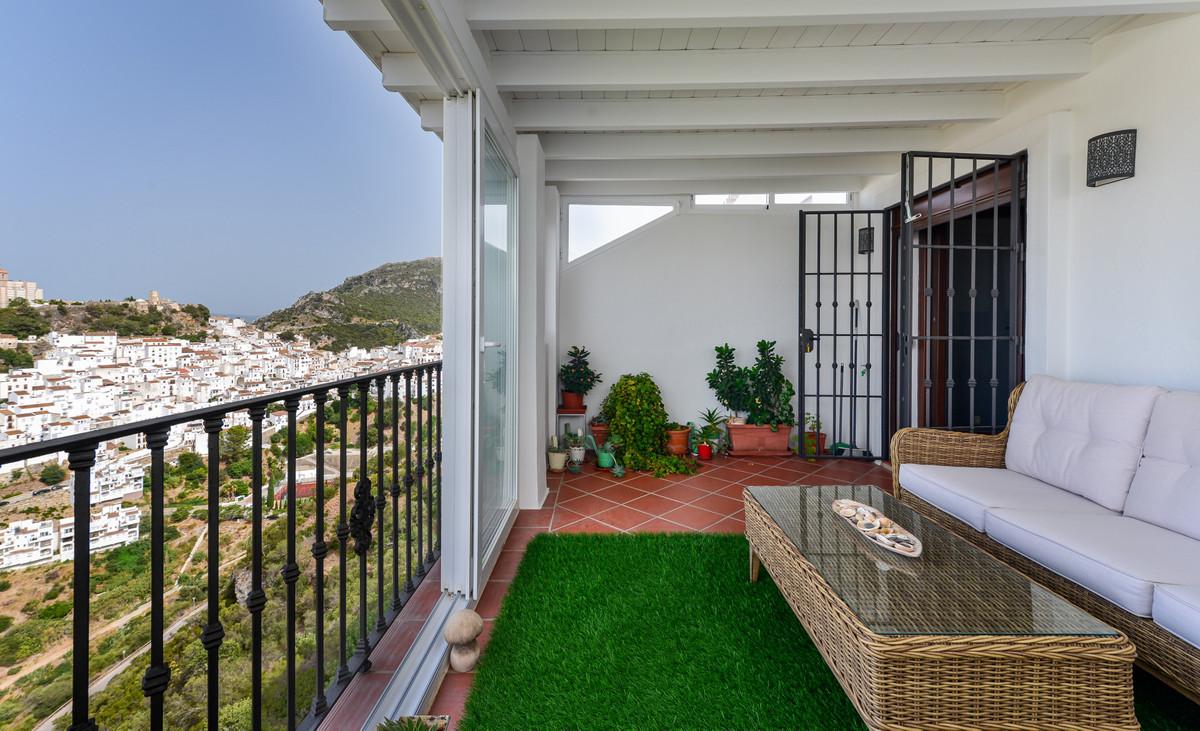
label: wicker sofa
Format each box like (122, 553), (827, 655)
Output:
(892, 375), (1200, 703)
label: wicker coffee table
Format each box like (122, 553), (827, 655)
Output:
(744, 484), (1138, 731)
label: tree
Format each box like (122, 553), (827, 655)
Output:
(38, 463), (66, 485)
(0, 299), (50, 339)
(0, 348), (33, 373)
(220, 426), (251, 464)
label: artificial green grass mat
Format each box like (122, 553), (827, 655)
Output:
(460, 533), (1200, 730)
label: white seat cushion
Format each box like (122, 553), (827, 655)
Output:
(1152, 584), (1200, 649)
(1124, 390), (1200, 541)
(1005, 375), (1163, 511)
(984, 509), (1200, 616)
(899, 464), (1113, 532)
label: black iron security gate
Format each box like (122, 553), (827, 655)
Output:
(799, 210), (890, 460)
(897, 151), (1026, 432)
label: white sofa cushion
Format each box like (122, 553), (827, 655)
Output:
(984, 509), (1200, 616)
(899, 464), (1113, 532)
(1004, 375), (1163, 511)
(1123, 390), (1200, 541)
(1152, 584), (1200, 650)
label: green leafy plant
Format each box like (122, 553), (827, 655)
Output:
(376, 716), (449, 731)
(559, 345), (602, 395)
(803, 412), (823, 433)
(604, 373), (697, 477)
(746, 340), (796, 428)
(705, 344), (751, 416)
(697, 408), (729, 453)
(561, 429), (585, 449)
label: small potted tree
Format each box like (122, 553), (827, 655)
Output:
(707, 341), (795, 456)
(801, 412), (826, 457)
(559, 345), (601, 411)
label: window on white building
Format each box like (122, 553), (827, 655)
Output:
(693, 193), (768, 207)
(773, 192), (851, 205)
(566, 203), (675, 262)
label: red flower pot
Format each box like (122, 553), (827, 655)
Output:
(665, 427), (691, 455)
(697, 443), (714, 460)
(561, 391), (584, 410)
(727, 423), (793, 457)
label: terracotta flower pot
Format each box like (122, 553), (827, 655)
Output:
(590, 423), (610, 448)
(697, 444), (714, 460)
(802, 431), (828, 457)
(727, 423), (793, 456)
(665, 426), (691, 456)
(561, 391), (584, 410)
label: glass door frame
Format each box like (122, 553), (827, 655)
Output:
(470, 95), (520, 598)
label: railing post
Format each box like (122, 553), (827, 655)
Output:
(390, 374), (402, 612)
(283, 396), (301, 729)
(375, 377), (387, 631)
(311, 391), (330, 718)
(201, 416), (226, 730)
(247, 405), (268, 731)
(425, 366), (435, 565)
(67, 443), (99, 731)
(404, 370), (414, 593)
(349, 381), (375, 669)
(435, 362), (443, 553)
(141, 428), (171, 731)
(335, 384), (351, 682)
(415, 368), (426, 578)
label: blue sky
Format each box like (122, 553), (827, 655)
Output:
(0, 1), (442, 318)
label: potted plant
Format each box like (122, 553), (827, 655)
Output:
(690, 417), (722, 461)
(563, 429), (586, 465)
(696, 408), (728, 457)
(547, 435), (568, 473)
(589, 413), (610, 450)
(665, 421), (691, 456)
(559, 345), (601, 411)
(603, 373), (697, 477)
(801, 412), (827, 457)
(707, 341), (796, 456)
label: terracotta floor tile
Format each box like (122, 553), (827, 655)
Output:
(513, 508), (553, 528)
(591, 504), (655, 531)
(550, 506), (585, 530)
(591, 484), (649, 505)
(704, 517), (747, 534)
(625, 474), (672, 493)
(815, 460), (881, 480)
(398, 575), (441, 620)
(629, 517), (691, 533)
(661, 504), (725, 530)
(475, 580), (510, 619)
(689, 493), (744, 517)
(429, 670), (475, 715)
(554, 517), (618, 534)
(319, 671), (393, 730)
(705, 465), (762, 482)
(761, 465), (816, 481)
(475, 619), (495, 656)
(563, 473), (616, 492)
(625, 492), (685, 516)
(774, 460), (824, 476)
(489, 549), (525, 581)
(367, 619), (424, 673)
(683, 473), (735, 492)
(557, 492), (618, 516)
(502, 527), (543, 552)
(655, 483), (710, 504)
(556, 484), (591, 502)
(740, 474), (800, 487)
(714, 482), (751, 500)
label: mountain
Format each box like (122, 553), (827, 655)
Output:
(256, 258), (442, 351)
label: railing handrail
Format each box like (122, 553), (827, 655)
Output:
(0, 361), (441, 465)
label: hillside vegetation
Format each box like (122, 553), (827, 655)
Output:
(256, 258), (442, 351)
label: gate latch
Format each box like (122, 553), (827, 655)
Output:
(801, 328), (819, 353)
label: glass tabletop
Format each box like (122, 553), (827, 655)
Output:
(746, 484), (1118, 637)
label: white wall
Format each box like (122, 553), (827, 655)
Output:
(558, 209), (801, 428)
(516, 135), (547, 509)
(863, 14), (1200, 391)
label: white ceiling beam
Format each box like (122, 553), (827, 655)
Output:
(540, 129), (945, 160)
(511, 92), (1004, 131)
(546, 155), (898, 182)
(465, 0), (1200, 29)
(382, 53), (440, 94)
(323, 0), (398, 32)
(555, 176), (868, 197)
(491, 41), (1090, 92)
(419, 100), (444, 132)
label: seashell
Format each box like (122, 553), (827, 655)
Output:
(878, 517), (893, 528)
(839, 507), (857, 518)
(860, 521), (880, 532)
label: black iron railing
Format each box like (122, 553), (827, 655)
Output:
(0, 361), (442, 731)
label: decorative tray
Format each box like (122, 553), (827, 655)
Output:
(830, 499), (923, 558)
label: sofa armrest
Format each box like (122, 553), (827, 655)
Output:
(889, 428), (1008, 497)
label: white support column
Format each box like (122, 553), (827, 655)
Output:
(516, 134), (548, 509)
(543, 185), (561, 451)
(439, 94), (476, 598)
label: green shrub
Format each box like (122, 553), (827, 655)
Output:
(0, 578), (11, 592)
(0, 616), (12, 632)
(36, 602), (71, 621)
(604, 373), (696, 477)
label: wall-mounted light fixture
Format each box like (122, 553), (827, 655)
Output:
(1086, 129), (1137, 187)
